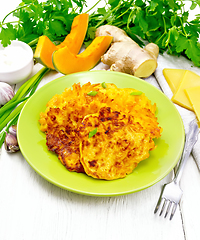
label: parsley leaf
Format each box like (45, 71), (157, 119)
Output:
(0, 24), (16, 46)
(49, 20), (68, 37)
(185, 37), (200, 66)
(175, 35), (189, 53)
(87, 27), (96, 39)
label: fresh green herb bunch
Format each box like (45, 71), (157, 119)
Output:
(86, 0), (200, 66)
(0, 0), (200, 66)
(0, 0), (87, 48)
(125, 0), (200, 67)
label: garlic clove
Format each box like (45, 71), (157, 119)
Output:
(0, 82), (15, 106)
(9, 125), (17, 137)
(4, 133), (19, 153)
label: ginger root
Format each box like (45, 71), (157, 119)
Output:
(95, 25), (159, 78)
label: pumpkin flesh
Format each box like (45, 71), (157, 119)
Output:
(34, 13), (89, 69)
(52, 36), (113, 75)
(34, 35), (57, 69)
(56, 13), (89, 54)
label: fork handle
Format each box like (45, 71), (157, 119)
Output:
(174, 120), (199, 184)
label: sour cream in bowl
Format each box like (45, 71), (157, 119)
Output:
(0, 40), (34, 84)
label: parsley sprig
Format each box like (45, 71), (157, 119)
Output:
(0, 0), (87, 48)
(0, 0), (200, 66)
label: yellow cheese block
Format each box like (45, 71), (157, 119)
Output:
(163, 68), (186, 93)
(171, 70), (200, 111)
(185, 86), (200, 122)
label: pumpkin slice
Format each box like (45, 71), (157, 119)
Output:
(56, 13), (89, 54)
(34, 36), (57, 69)
(52, 36), (113, 75)
(34, 13), (89, 69)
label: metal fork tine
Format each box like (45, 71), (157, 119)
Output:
(159, 198), (168, 216)
(154, 205), (159, 214)
(154, 185), (167, 214)
(170, 203), (178, 220)
(164, 201), (172, 218)
(154, 197), (163, 214)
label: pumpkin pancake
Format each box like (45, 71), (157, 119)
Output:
(77, 107), (156, 180)
(45, 107), (84, 172)
(39, 82), (162, 177)
(41, 83), (114, 172)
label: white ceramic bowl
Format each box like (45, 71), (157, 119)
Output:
(0, 40), (34, 85)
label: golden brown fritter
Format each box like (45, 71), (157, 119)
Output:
(39, 82), (162, 178)
(46, 129), (84, 173)
(39, 82), (112, 132)
(45, 107), (84, 172)
(77, 107), (156, 180)
(40, 82), (113, 172)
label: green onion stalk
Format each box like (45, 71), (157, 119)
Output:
(0, 67), (50, 148)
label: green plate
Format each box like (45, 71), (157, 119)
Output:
(17, 71), (185, 196)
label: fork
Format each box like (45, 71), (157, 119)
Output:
(154, 119), (199, 220)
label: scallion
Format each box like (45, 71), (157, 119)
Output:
(89, 128), (98, 138)
(0, 67), (49, 147)
(101, 82), (107, 88)
(130, 91), (143, 96)
(87, 91), (98, 96)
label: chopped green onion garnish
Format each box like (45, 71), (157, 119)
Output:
(130, 91), (143, 96)
(101, 82), (107, 88)
(89, 128), (98, 138)
(87, 91), (98, 96)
